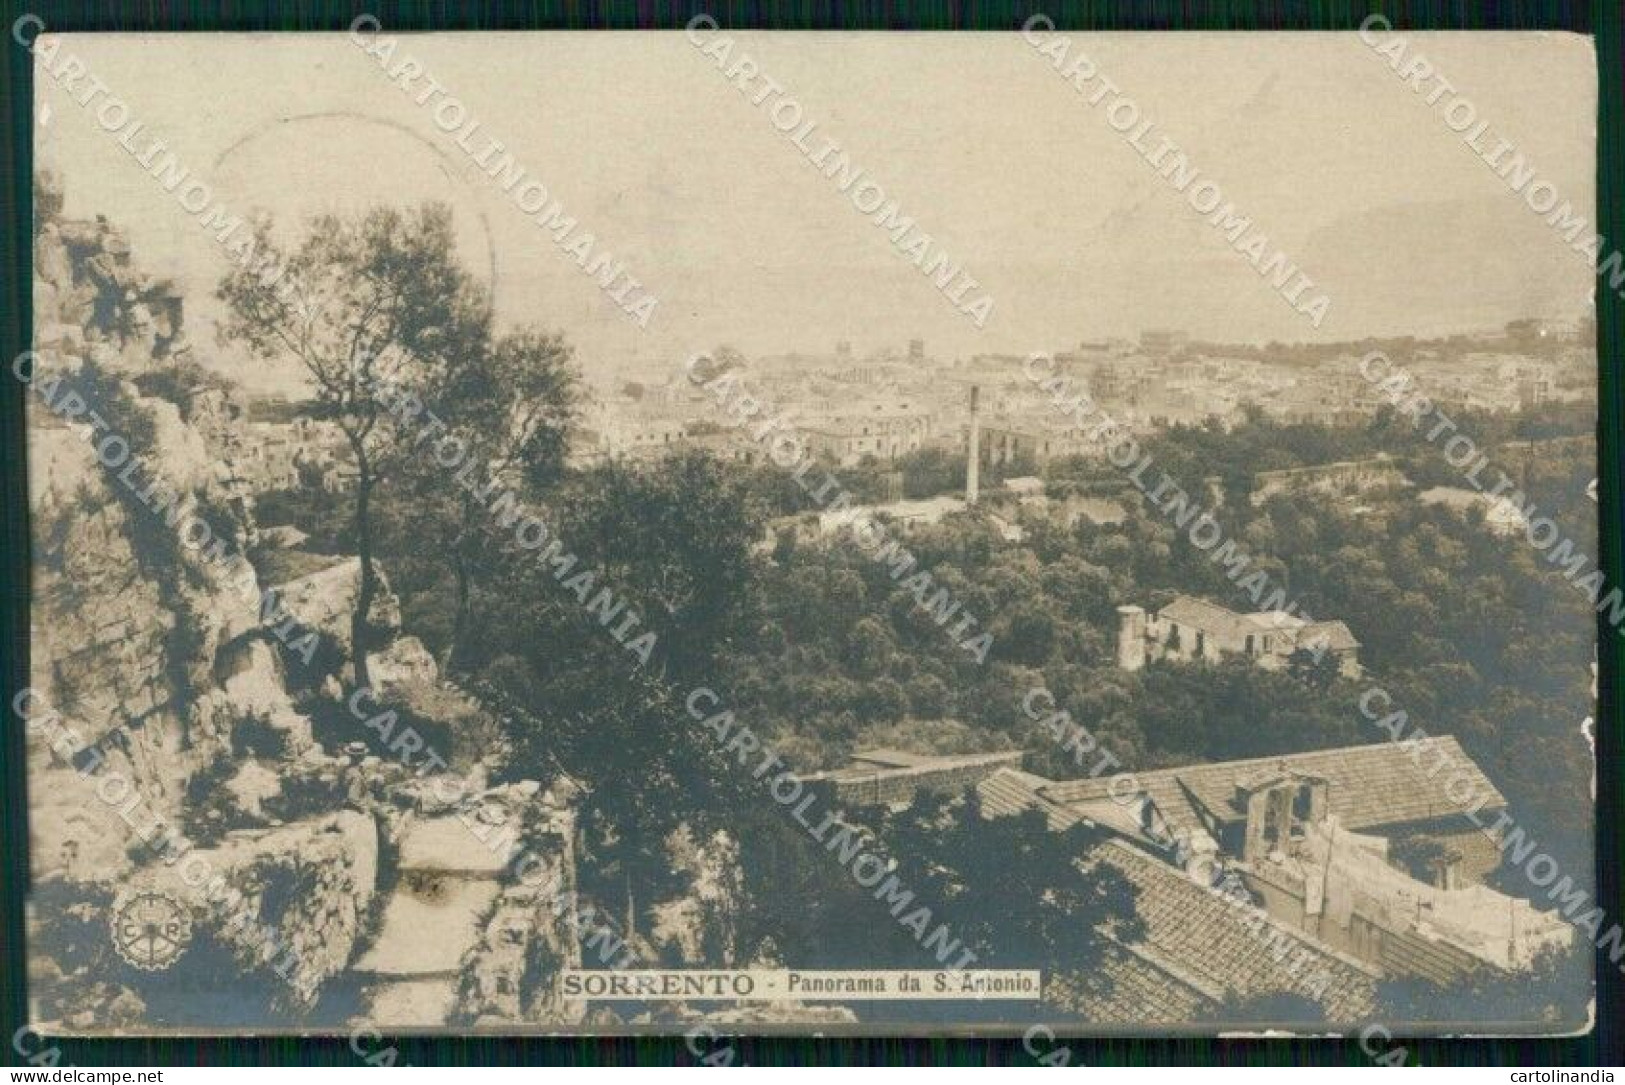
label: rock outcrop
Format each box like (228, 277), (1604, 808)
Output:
(26, 175), (381, 1023)
(26, 175), (589, 1031)
(29, 181), (302, 872)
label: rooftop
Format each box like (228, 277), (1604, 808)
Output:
(1154, 595), (1360, 652)
(818, 495), (966, 534)
(1041, 736), (1505, 840)
(1301, 619), (1361, 652)
(1049, 840), (1379, 1025)
(804, 748), (1023, 785)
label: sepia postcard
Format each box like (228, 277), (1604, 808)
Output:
(18, 26), (1603, 1040)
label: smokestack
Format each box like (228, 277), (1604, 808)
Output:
(966, 385), (980, 505)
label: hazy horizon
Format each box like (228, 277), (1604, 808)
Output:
(36, 31), (1597, 394)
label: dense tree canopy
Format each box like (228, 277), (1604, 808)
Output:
(260, 392), (1597, 991)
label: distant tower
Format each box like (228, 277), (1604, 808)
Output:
(1116, 605), (1146, 671)
(966, 385), (981, 506)
(836, 340), (852, 362)
(909, 338), (925, 363)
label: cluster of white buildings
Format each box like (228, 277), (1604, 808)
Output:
(1116, 594), (1364, 679)
(232, 326), (1590, 500)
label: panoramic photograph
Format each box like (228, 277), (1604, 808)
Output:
(16, 25), (1605, 1041)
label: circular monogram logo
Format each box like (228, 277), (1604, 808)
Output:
(111, 890), (192, 972)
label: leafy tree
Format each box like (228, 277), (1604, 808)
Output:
(1287, 646), (1342, 690)
(465, 451), (768, 938)
(218, 204), (490, 687)
(899, 446), (966, 499)
(398, 326), (577, 673)
(562, 450), (762, 683)
(871, 794), (1142, 1022)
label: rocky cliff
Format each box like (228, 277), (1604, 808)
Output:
(26, 176), (378, 1024)
(26, 178), (589, 1030)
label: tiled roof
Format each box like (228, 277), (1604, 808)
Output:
(1156, 595), (1358, 652)
(1138, 775), (1210, 840)
(1041, 736), (1504, 834)
(1240, 610), (1302, 633)
(1157, 594), (1253, 638)
(805, 750), (1022, 784)
(1046, 942), (1215, 1025)
(849, 748), (932, 769)
(1301, 619), (1361, 651)
(977, 768), (1144, 838)
(1082, 840), (1379, 1024)
(977, 768), (1090, 831)
(1025, 769), (1212, 837)
(981, 777), (1382, 1025)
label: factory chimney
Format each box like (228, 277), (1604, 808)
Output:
(966, 385), (981, 506)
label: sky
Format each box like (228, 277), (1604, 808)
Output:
(35, 30), (1597, 394)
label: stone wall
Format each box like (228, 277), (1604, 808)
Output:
(456, 837), (585, 1026)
